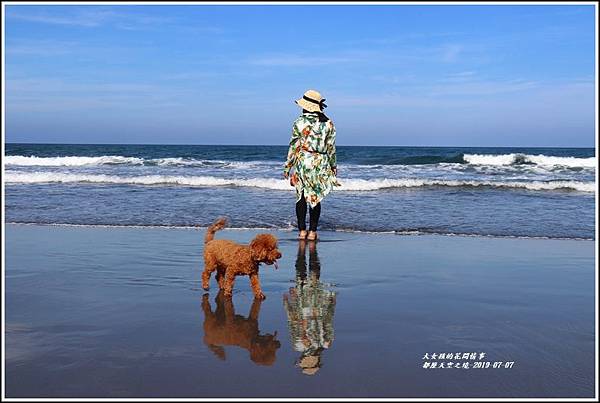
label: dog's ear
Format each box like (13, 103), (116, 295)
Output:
(249, 335), (281, 366)
(250, 235), (269, 261)
(208, 344), (226, 360)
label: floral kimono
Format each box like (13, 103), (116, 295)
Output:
(284, 112), (339, 208)
(283, 276), (337, 364)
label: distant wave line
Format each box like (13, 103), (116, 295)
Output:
(4, 153), (596, 168)
(3, 155), (269, 168)
(4, 171), (595, 192)
(463, 153), (596, 168)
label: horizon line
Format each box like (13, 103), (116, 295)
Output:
(3, 141), (596, 149)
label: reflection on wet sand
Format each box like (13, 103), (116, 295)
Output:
(283, 240), (337, 376)
(201, 291), (281, 366)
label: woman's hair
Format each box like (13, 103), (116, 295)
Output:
(302, 109), (330, 122)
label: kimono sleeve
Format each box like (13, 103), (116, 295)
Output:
(284, 119), (303, 176)
(325, 120), (337, 169)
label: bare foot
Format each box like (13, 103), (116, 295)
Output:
(307, 231), (317, 241)
(298, 230), (308, 239)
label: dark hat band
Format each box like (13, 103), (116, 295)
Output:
(303, 95), (327, 109)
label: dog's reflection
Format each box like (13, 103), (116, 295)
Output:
(201, 291), (281, 366)
(283, 240), (337, 376)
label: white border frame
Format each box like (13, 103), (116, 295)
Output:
(1, 1), (598, 401)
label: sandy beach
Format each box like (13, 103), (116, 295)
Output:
(4, 223), (595, 398)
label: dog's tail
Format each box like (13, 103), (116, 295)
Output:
(205, 217), (227, 244)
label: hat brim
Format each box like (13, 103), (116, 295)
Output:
(295, 98), (322, 113)
(302, 367), (320, 375)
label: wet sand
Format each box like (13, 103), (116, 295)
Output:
(4, 224), (596, 398)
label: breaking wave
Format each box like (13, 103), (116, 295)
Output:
(4, 155), (144, 166)
(463, 153), (596, 168)
(3, 155), (269, 168)
(5, 153), (596, 169)
(4, 171), (595, 192)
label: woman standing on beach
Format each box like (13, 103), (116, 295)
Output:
(283, 241), (337, 375)
(284, 90), (339, 241)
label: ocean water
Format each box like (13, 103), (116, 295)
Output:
(4, 143), (596, 239)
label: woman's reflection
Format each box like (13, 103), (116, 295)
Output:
(201, 290), (281, 366)
(283, 240), (337, 376)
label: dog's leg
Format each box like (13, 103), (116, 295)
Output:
(223, 294), (235, 325)
(248, 296), (262, 321)
(216, 269), (226, 290)
(202, 252), (218, 291)
(223, 271), (236, 298)
(201, 293), (213, 316)
(249, 273), (266, 300)
(214, 291), (226, 321)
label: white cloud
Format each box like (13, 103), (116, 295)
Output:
(327, 78), (591, 109)
(426, 78), (539, 96)
(248, 54), (360, 67)
(439, 44), (463, 63)
(7, 7), (117, 27)
(6, 39), (78, 56)
(6, 6), (180, 31)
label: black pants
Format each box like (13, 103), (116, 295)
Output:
(295, 241), (321, 282)
(296, 192), (321, 231)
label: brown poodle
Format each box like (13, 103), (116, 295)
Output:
(201, 291), (281, 366)
(202, 218), (282, 300)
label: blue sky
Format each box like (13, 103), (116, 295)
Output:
(4, 4), (596, 146)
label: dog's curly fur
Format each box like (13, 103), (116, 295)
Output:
(201, 291), (281, 366)
(202, 218), (282, 300)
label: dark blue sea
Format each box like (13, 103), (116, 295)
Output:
(4, 143), (596, 239)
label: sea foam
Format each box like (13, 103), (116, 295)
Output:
(463, 153), (596, 168)
(4, 155), (144, 166)
(4, 171), (595, 192)
(4, 155), (273, 168)
(5, 153), (596, 169)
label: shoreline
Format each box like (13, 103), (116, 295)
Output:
(5, 222), (595, 242)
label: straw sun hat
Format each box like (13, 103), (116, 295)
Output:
(295, 89), (327, 113)
(298, 355), (321, 376)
